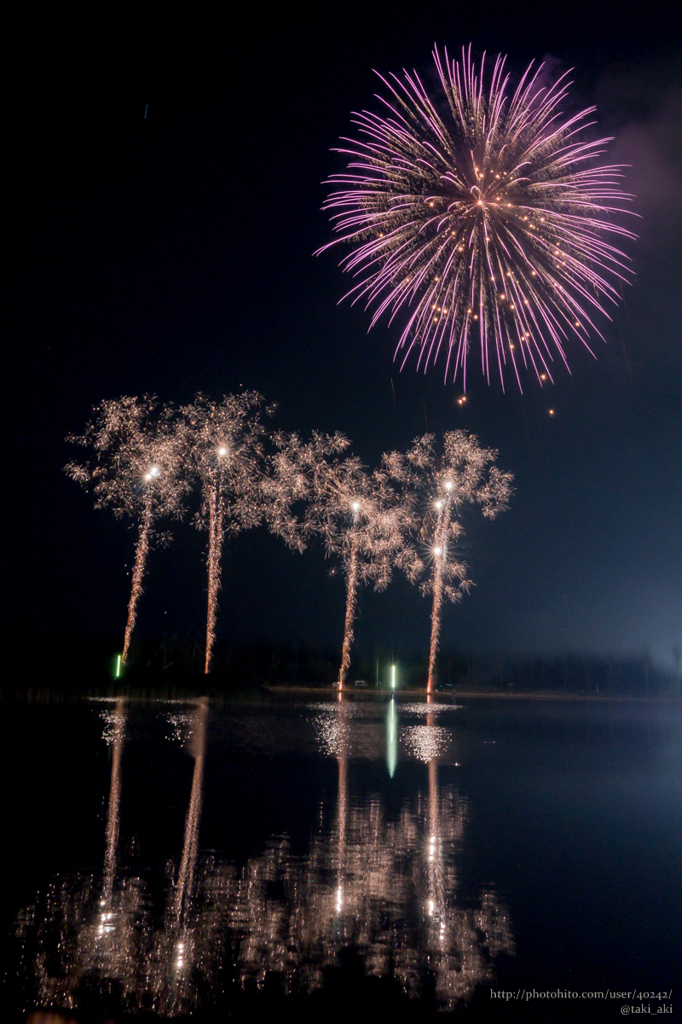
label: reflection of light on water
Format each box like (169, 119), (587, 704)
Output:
(166, 712), (194, 746)
(310, 701), (367, 757)
(216, 785), (511, 1010)
(313, 712), (350, 757)
(97, 910), (116, 936)
(99, 707), (126, 747)
(102, 699), (125, 905)
(386, 699), (398, 777)
(400, 702), (461, 715)
(402, 724), (451, 762)
(306, 702), (367, 715)
(16, 700), (513, 1016)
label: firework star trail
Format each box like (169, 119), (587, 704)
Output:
(318, 45), (637, 390)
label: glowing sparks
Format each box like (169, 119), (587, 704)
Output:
(68, 399), (512, 696)
(283, 443), (419, 688)
(391, 431), (513, 693)
(65, 396), (189, 664)
(180, 393), (271, 674)
(320, 465), (412, 690)
(318, 45), (637, 390)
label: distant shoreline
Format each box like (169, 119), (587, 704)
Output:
(263, 685), (681, 703)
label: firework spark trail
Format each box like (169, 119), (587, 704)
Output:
(271, 434), (418, 689)
(427, 525), (446, 696)
(66, 396), (189, 666)
(204, 476), (224, 675)
(296, 446), (418, 690)
(318, 45), (637, 389)
(339, 537), (359, 688)
(122, 497), (152, 664)
(181, 394), (271, 674)
(424, 484), (469, 693)
(391, 431), (513, 691)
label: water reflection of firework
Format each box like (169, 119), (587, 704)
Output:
(16, 700), (513, 1017)
(215, 782), (512, 1009)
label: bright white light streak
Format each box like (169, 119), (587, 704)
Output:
(386, 698), (398, 778)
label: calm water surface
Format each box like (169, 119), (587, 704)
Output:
(3, 695), (681, 1022)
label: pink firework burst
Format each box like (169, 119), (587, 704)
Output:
(318, 45), (637, 390)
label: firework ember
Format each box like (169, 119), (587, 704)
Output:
(319, 45), (637, 389)
(66, 396), (188, 664)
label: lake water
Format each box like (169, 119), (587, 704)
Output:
(3, 694), (681, 1022)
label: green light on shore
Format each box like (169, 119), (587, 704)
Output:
(115, 655), (122, 679)
(391, 664), (396, 690)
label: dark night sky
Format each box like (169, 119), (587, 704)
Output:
(5, 2), (682, 671)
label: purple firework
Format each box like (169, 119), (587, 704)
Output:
(318, 45), (637, 390)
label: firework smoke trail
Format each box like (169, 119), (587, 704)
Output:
(318, 45), (637, 389)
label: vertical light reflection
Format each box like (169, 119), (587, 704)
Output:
(336, 703), (348, 917)
(171, 697), (208, 927)
(154, 697), (210, 1014)
(222, 703), (514, 1010)
(102, 697), (126, 906)
(386, 698), (398, 777)
(425, 704), (446, 964)
(17, 699), (514, 1016)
